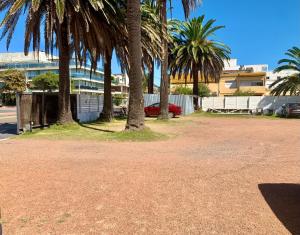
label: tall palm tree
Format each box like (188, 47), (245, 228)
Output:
(270, 47), (300, 96)
(126, 0), (145, 130)
(169, 16), (231, 109)
(142, 0), (161, 94)
(0, 0), (115, 124)
(159, 0), (201, 119)
(99, 0), (162, 122)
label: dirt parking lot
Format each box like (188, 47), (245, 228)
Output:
(0, 115), (300, 234)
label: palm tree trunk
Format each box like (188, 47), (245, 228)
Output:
(193, 67), (199, 109)
(100, 48), (113, 122)
(158, 0), (169, 119)
(57, 19), (73, 124)
(148, 60), (154, 94)
(126, 0), (145, 130)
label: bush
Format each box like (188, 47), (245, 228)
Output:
(198, 83), (211, 97)
(0, 69), (27, 93)
(31, 72), (59, 92)
(173, 84), (211, 97)
(173, 86), (192, 95)
(113, 94), (126, 106)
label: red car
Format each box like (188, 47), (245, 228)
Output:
(144, 103), (182, 118)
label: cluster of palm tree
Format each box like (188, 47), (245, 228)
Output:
(0, 0), (230, 131)
(270, 47), (300, 96)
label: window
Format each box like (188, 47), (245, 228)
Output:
(224, 80), (237, 88)
(251, 81), (263, 86)
(151, 103), (160, 107)
(261, 66), (268, 72)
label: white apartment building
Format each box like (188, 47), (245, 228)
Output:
(266, 70), (296, 89)
(223, 59), (295, 91)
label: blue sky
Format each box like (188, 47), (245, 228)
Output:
(1, 0), (300, 85)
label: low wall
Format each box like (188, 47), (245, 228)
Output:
(201, 96), (300, 111)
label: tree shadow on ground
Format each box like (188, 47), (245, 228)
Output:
(78, 123), (116, 133)
(0, 123), (17, 135)
(258, 183), (300, 235)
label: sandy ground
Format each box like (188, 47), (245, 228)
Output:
(0, 115), (300, 235)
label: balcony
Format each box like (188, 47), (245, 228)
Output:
(239, 86), (266, 94)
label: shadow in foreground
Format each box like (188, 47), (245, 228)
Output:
(258, 183), (300, 235)
(0, 123), (17, 135)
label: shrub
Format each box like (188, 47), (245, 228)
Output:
(173, 86), (193, 95)
(113, 94), (126, 106)
(173, 84), (211, 97)
(31, 72), (59, 92)
(198, 83), (211, 97)
(0, 69), (27, 93)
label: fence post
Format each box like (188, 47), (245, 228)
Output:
(16, 93), (21, 135)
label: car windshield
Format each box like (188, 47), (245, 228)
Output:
(289, 103), (300, 108)
(151, 103), (160, 107)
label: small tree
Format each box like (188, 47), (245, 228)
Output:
(174, 86), (193, 95)
(174, 84), (211, 97)
(0, 69), (26, 93)
(198, 83), (211, 97)
(31, 72), (59, 92)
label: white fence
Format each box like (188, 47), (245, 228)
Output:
(201, 96), (300, 112)
(144, 94), (194, 115)
(77, 94), (104, 122)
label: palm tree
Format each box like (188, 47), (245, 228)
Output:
(141, 0), (161, 94)
(126, 0), (145, 130)
(169, 16), (231, 109)
(270, 47), (300, 96)
(99, 0), (161, 122)
(159, 0), (201, 119)
(0, 0), (115, 124)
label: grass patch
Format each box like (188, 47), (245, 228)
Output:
(108, 128), (167, 141)
(19, 122), (167, 142)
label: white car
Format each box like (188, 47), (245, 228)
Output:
(274, 105), (286, 117)
(262, 104), (273, 116)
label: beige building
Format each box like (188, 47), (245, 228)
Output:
(171, 59), (268, 96)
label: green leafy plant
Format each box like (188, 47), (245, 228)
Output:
(113, 94), (126, 106)
(198, 83), (211, 97)
(31, 72), (59, 92)
(270, 47), (300, 96)
(173, 86), (193, 95)
(173, 83), (211, 97)
(0, 69), (27, 93)
(169, 16), (230, 108)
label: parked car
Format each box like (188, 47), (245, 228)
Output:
(282, 103), (300, 118)
(144, 103), (182, 118)
(262, 103), (273, 116)
(274, 105), (285, 117)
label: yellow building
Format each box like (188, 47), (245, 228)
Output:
(170, 71), (267, 96)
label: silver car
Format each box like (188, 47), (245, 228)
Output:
(274, 105), (285, 117)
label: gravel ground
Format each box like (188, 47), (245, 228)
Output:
(0, 116), (299, 234)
